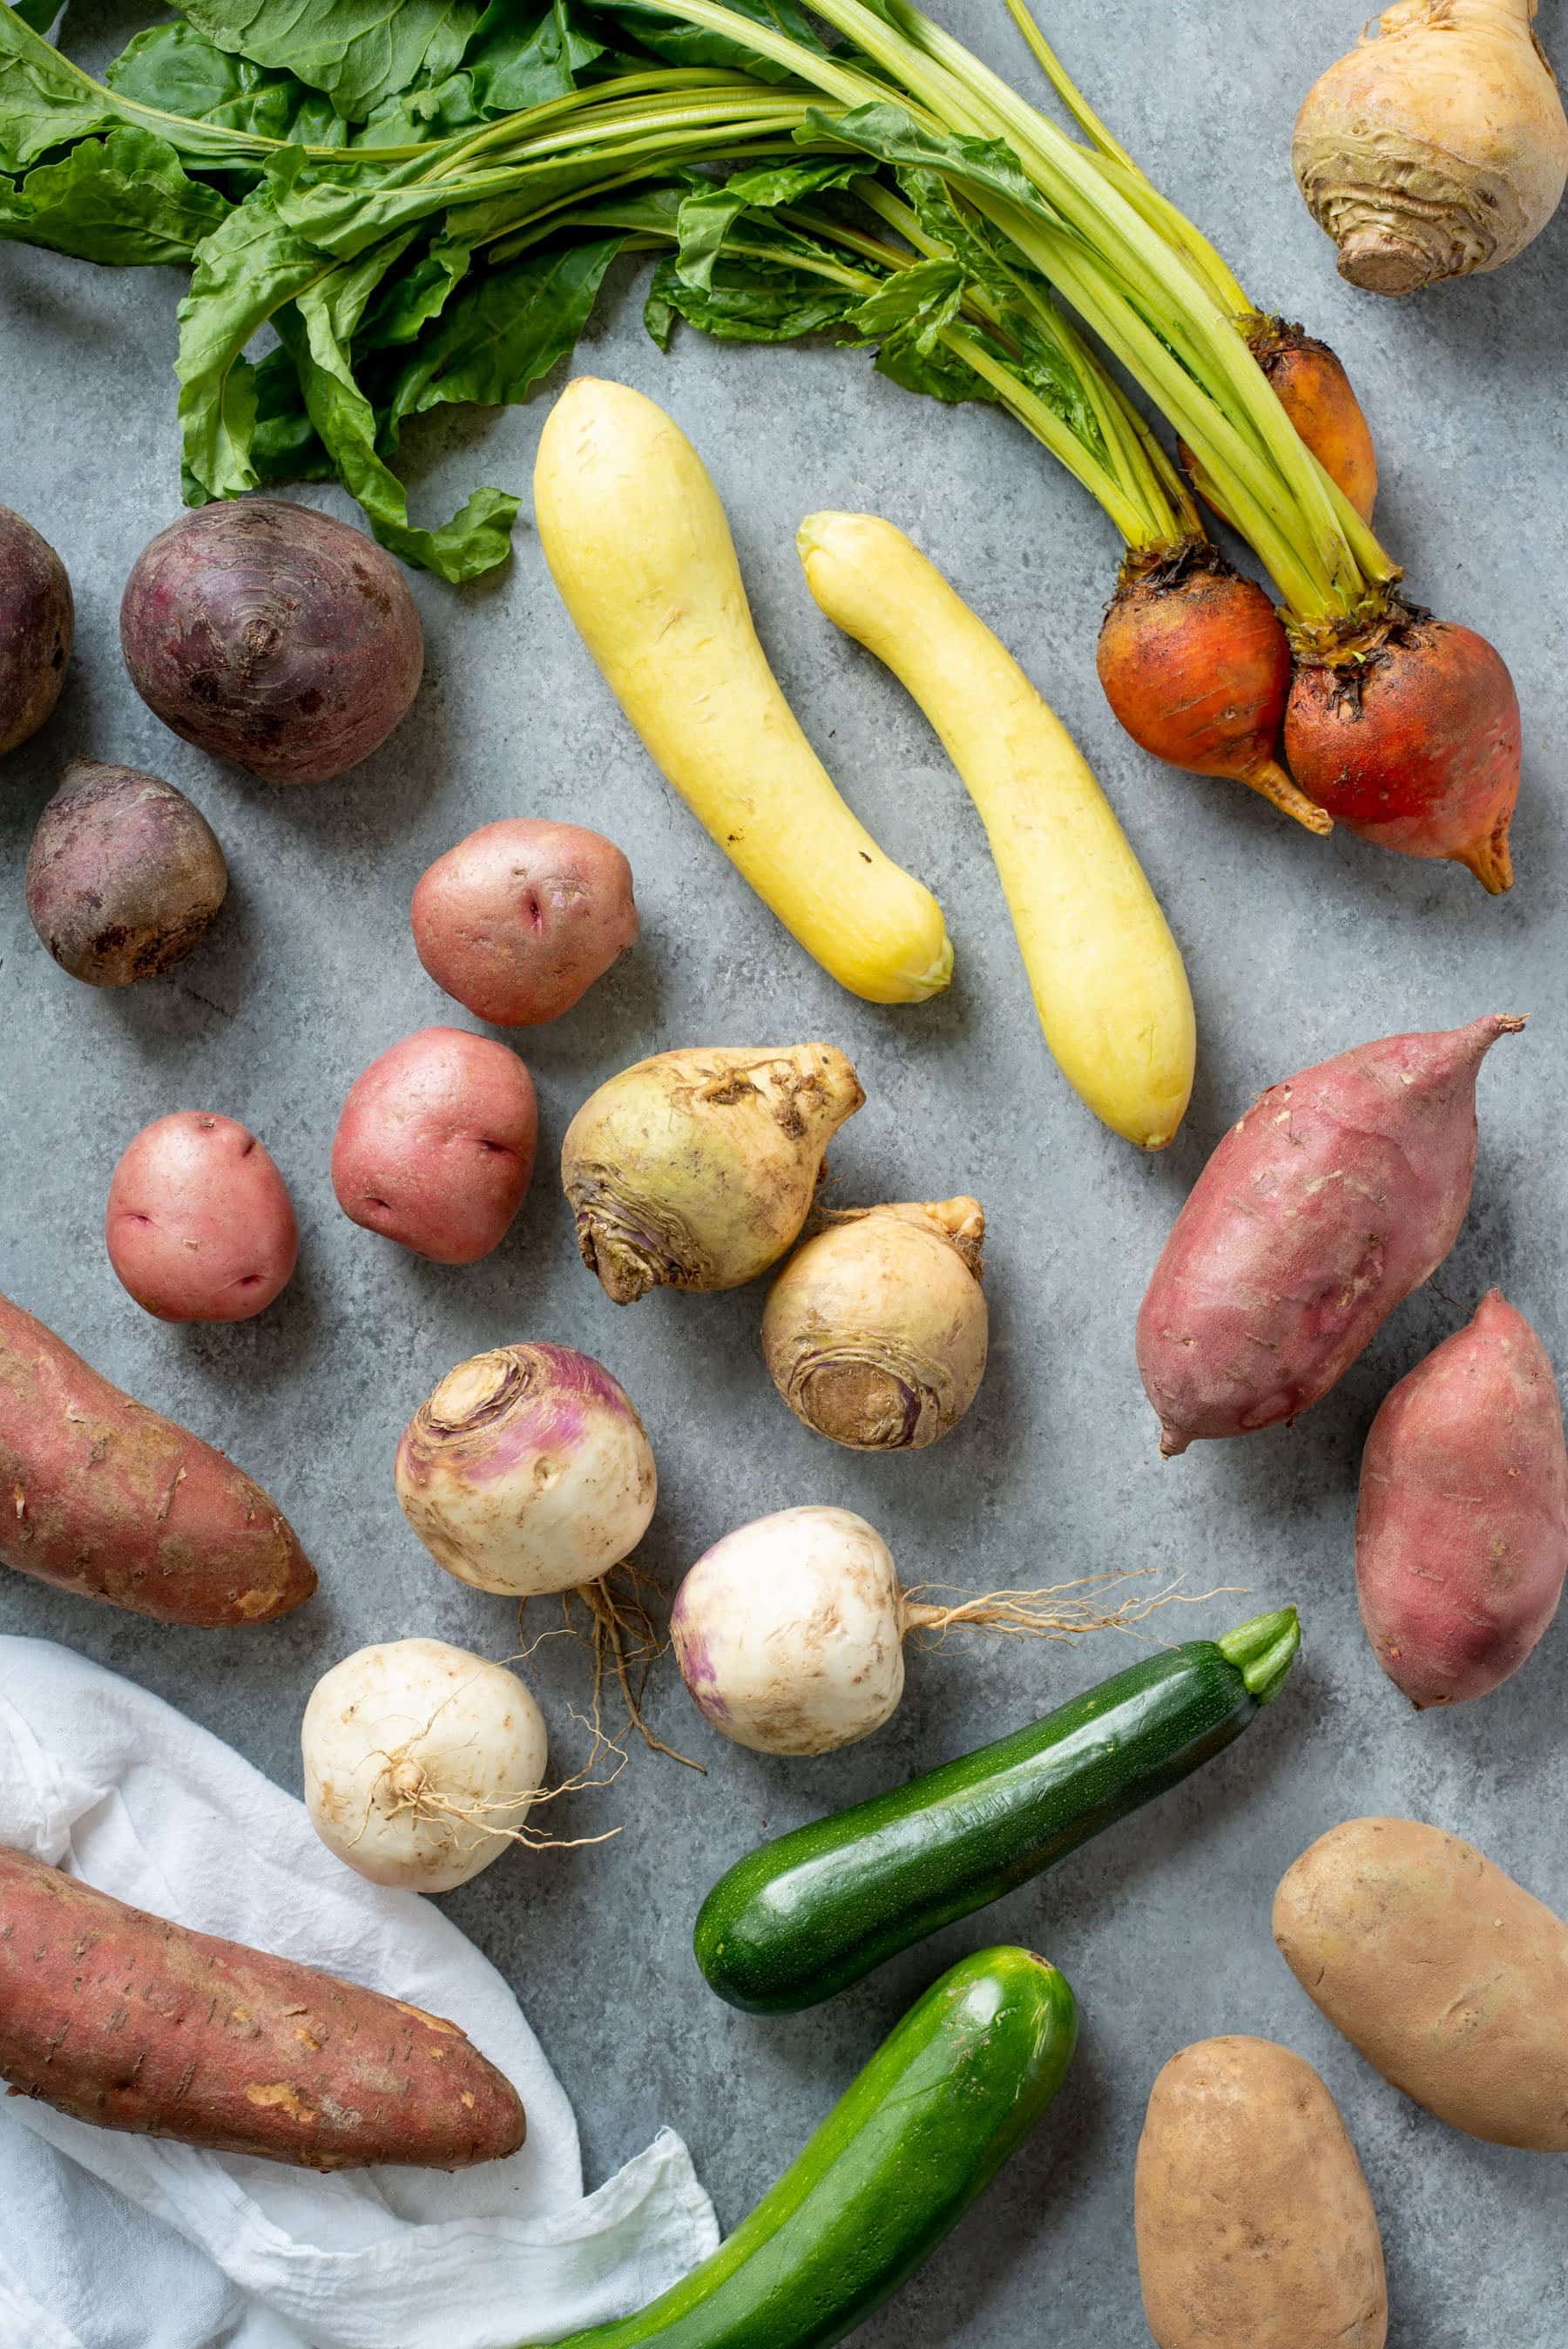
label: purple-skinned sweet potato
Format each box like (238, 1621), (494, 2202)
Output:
(1357, 1291), (1568, 1708)
(119, 500), (422, 785)
(0, 1290), (315, 1624)
(1138, 1016), (1524, 1455)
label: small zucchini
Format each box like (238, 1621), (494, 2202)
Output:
(696, 1608), (1299, 2013)
(544, 1946), (1077, 2349)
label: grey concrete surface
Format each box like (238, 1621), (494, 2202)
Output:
(3, 1), (1567, 2340)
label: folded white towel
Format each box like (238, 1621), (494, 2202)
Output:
(0, 1635), (718, 2349)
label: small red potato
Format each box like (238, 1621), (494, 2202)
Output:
(106, 1114), (298, 1323)
(411, 817), (639, 1026)
(1136, 2036), (1388, 2347)
(0, 505), (72, 755)
(0, 1846), (524, 2170)
(1356, 1290), (1568, 1708)
(26, 760), (227, 987)
(332, 1026), (537, 1264)
(119, 499), (423, 785)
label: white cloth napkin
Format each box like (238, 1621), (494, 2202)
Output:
(0, 1636), (718, 2349)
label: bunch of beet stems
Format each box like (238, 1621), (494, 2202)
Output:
(602, 0), (1521, 891)
(13, 10), (1519, 883)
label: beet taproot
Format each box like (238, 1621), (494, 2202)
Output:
(119, 499), (422, 784)
(1285, 607), (1520, 891)
(25, 759), (227, 987)
(1138, 1016), (1524, 1455)
(1097, 544), (1328, 836)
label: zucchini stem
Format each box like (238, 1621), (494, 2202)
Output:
(1218, 1607), (1301, 1702)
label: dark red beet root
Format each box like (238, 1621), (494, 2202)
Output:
(120, 500), (423, 785)
(1097, 545), (1330, 835)
(0, 506), (72, 758)
(1284, 607), (1519, 892)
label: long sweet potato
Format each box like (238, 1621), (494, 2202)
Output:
(1357, 1291), (1568, 1707)
(0, 1847), (524, 2170)
(0, 1292), (314, 1624)
(1137, 1016), (1524, 1455)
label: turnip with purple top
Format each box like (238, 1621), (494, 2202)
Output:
(395, 1343), (656, 1600)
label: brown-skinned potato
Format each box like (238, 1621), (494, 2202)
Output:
(25, 760), (227, 987)
(1274, 1817), (1568, 2149)
(1136, 2035), (1388, 2347)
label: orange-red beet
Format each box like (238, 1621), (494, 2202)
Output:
(0, 1847), (524, 2170)
(1097, 546), (1328, 836)
(1253, 322), (1378, 525)
(1357, 1291), (1568, 1709)
(1284, 611), (1520, 891)
(1138, 1016), (1524, 1456)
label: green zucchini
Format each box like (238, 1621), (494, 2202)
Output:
(541, 1946), (1076, 2349)
(695, 1607), (1299, 2014)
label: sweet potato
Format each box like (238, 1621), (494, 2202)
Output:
(0, 1291), (314, 1624)
(1274, 1817), (1568, 2150)
(0, 1847), (524, 2171)
(1138, 1016), (1524, 1455)
(0, 505), (72, 756)
(1357, 1291), (1568, 1707)
(1136, 2036), (1388, 2347)
(26, 761), (227, 988)
(106, 1114), (298, 1323)
(332, 1027), (537, 1265)
(412, 817), (639, 1026)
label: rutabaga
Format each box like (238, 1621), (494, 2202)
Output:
(761, 1199), (989, 1451)
(562, 1044), (864, 1305)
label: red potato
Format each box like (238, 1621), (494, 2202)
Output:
(412, 817), (639, 1026)
(0, 506), (72, 756)
(1357, 1291), (1568, 1708)
(0, 1291), (314, 1624)
(1138, 1016), (1524, 1456)
(119, 500), (423, 786)
(106, 1114), (298, 1323)
(0, 1847), (524, 2171)
(332, 1027), (537, 1265)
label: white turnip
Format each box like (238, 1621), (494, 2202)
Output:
(301, 1638), (549, 1892)
(670, 1506), (1175, 1756)
(395, 1343), (656, 1599)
